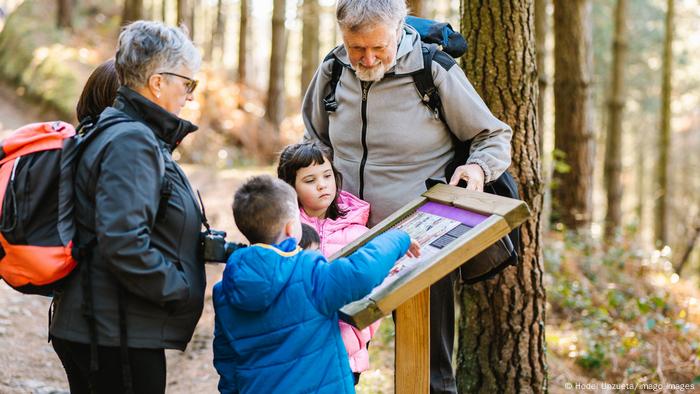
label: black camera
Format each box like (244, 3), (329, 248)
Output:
(202, 229), (242, 263)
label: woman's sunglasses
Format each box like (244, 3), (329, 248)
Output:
(159, 72), (199, 94)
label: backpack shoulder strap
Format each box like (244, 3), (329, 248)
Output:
(412, 43), (459, 123)
(323, 51), (344, 113)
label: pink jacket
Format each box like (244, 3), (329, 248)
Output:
(300, 190), (381, 373)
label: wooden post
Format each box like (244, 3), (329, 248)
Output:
(395, 288), (430, 394)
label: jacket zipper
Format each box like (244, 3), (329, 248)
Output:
(359, 81), (372, 199)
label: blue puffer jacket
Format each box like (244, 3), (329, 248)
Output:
(212, 230), (410, 394)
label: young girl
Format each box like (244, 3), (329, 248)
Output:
(277, 142), (380, 384)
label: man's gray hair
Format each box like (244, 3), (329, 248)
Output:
(336, 0), (407, 32)
(115, 20), (201, 88)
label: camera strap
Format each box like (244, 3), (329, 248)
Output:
(196, 190), (212, 232)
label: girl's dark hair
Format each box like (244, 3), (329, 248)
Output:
(277, 142), (347, 220)
(76, 59), (119, 123)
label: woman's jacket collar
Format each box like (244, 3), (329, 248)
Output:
(112, 85), (198, 150)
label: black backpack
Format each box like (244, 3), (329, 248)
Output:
(323, 16), (521, 284)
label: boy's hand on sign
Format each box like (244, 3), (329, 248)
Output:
(406, 239), (421, 258)
(449, 163), (485, 192)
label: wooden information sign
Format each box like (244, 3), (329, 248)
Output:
(330, 183), (530, 393)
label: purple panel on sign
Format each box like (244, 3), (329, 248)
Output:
(418, 201), (488, 227)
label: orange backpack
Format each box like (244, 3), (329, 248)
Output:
(0, 121), (80, 295)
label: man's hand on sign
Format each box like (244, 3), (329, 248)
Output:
(406, 239), (421, 258)
(449, 163), (485, 192)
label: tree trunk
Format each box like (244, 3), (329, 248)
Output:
(122, 0), (143, 25)
(238, 0), (249, 84)
(266, 0), (287, 126)
(534, 0), (550, 229)
(407, 0), (423, 16)
(207, 0), (226, 64)
(189, 0), (197, 40)
(603, 0), (628, 241)
(162, 0), (168, 23)
(177, 0), (189, 28)
(655, 0), (674, 245)
(57, 0), (72, 29)
(457, 1), (546, 392)
(535, 0), (547, 149)
(676, 217), (700, 274)
(552, 0), (594, 230)
(301, 0), (320, 96)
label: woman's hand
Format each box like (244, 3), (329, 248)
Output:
(406, 239), (421, 258)
(448, 163), (485, 192)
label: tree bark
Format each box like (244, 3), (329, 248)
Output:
(238, 0), (249, 84)
(534, 0), (549, 229)
(552, 0), (594, 230)
(57, 0), (72, 29)
(458, 1), (546, 393)
(407, 0), (423, 16)
(122, 0), (143, 25)
(301, 0), (320, 96)
(603, 0), (629, 241)
(655, 0), (674, 245)
(266, 0), (287, 126)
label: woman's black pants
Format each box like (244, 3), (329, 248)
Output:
(51, 337), (166, 394)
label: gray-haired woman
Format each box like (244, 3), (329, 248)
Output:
(50, 21), (204, 394)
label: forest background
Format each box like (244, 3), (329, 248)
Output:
(0, 0), (699, 393)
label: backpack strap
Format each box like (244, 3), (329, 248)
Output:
(323, 51), (344, 113)
(413, 44), (443, 122)
(412, 44), (470, 182)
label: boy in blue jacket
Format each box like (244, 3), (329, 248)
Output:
(212, 175), (417, 394)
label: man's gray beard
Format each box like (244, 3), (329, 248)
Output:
(355, 62), (386, 81)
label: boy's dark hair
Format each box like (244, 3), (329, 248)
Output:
(76, 59), (119, 123)
(277, 142), (347, 220)
(299, 223), (320, 249)
(233, 175), (298, 244)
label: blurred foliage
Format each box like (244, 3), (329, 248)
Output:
(545, 228), (700, 384)
(0, 0), (121, 120)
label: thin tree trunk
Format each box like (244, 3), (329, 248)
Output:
(301, 0), (320, 96)
(266, 0), (287, 126)
(162, 0), (168, 23)
(189, 0), (197, 40)
(57, 0), (72, 29)
(535, 0), (547, 149)
(122, 0), (143, 25)
(603, 0), (629, 241)
(458, 1), (546, 392)
(407, 0), (423, 16)
(177, 0), (189, 28)
(676, 218), (700, 274)
(238, 0), (249, 84)
(534, 0), (550, 230)
(207, 0), (226, 65)
(635, 135), (645, 229)
(552, 0), (594, 230)
(655, 0), (674, 245)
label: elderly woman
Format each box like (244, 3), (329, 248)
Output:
(50, 21), (204, 394)
(302, 0), (513, 393)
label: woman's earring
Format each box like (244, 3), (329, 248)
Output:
(156, 91), (161, 98)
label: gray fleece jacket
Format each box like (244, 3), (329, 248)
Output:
(302, 25), (512, 227)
